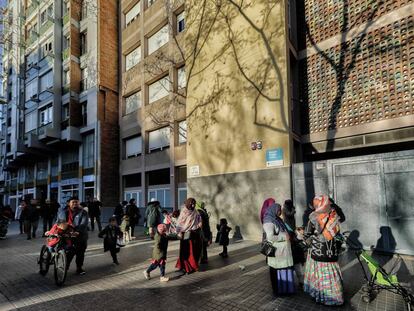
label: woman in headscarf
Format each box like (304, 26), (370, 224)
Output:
(303, 195), (344, 306)
(261, 199), (295, 297)
(175, 198), (202, 274)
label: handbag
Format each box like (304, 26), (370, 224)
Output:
(116, 238), (126, 248)
(260, 240), (276, 257)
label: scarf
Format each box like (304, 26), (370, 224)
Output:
(260, 198), (275, 224)
(310, 195), (340, 240)
(176, 198), (201, 233)
(262, 202), (286, 232)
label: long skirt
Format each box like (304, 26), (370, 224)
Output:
(304, 255), (344, 306)
(176, 231), (202, 273)
(269, 267), (295, 296)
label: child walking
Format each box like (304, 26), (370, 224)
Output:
(143, 224), (170, 282)
(216, 218), (232, 258)
(98, 216), (123, 265)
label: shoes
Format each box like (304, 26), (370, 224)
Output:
(222, 254), (228, 258)
(143, 270), (150, 280)
(77, 268), (86, 275)
(218, 252), (223, 257)
(113, 261), (120, 265)
(160, 276), (169, 282)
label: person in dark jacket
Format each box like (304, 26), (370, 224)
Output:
(196, 202), (212, 264)
(114, 201), (127, 225)
(59, 197), (89, 275)
(145, 199), (161, 239)
(216, 218), (231, 258)
(99, 216), (122, 265)
(41, 199), (59, 236)
(125, 199), (140, 238)
(22, 199), (40, 240)
(88, 197), (102, 232)
(143, 224), (170, 282)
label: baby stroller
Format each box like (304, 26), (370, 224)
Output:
(340, 232), (414, 311)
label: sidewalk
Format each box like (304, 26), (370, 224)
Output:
(0, 221), (413, 311)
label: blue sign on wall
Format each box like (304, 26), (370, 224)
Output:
(266, 148), (284, 167)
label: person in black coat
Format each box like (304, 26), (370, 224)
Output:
(99, 216), (122, 265)
(125, 199), (140, 238)
(88, 198), (102, 231)
(216, 218), (231, 258)
(196, 202), (212, 264)
(22, 199), (40, 240)
(114, 201), (127, 225)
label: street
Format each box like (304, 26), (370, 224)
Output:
(0, 221), (413, 311)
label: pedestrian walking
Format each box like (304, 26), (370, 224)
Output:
(15, 200), (25, 234)
(99, 216), (123, 265)
(22, 199), (40, 240)
(126, 198), (140, 238)
(60, 197), (89, 275)
(41, 199), (58, 236)
(282, 199), (306, 287)
(145, 199), (161, 239)
(261, 198), (295, 297)
(175, 198), (202, 274)
(143, 224), (170, 282)
(196, 202), (212, 263)
(216, 218), (231, 258)
(113, 201), (126, 225)
(303, 195), (344, 306)
(88, 197), (102, 232)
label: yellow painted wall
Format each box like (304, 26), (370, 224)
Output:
(186, 0), (291, 177)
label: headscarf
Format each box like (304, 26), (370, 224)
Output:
(310, 194), (340, 240)
(176, 198), (201, 233)
(262, 202), (287, 232)
(260, 198), (275, 224)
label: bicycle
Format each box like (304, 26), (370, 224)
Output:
(38, 232), (77, 286)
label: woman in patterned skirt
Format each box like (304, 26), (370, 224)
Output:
(304, 194), (344, 306)
(261, 199), (295, 297)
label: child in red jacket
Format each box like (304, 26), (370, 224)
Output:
(45, 219), (77, 250)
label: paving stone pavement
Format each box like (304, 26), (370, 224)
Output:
(0, 221), (413, 311)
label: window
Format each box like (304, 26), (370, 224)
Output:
(178, 120), (187, 144)
(125, 1), (140, 26)
(26, 51), (37, 68)
(125, 91), (141, 114)
(63, 35), (70, 50)
(148, 188), (170, 207)
(178, 188), (187, 207)
(82, 133), (94, 168)
(40, 10), (47, 24)
(24, 111), (37, 133)
(40, 71), (53, 92)
(47, 4), (53, 18)
(148, 25), (168, 55)
(81, 101), (87, 126)
(177, 11), (185, 33)
(81, 68), (88, 91)
(62, 104), (70, 120)
(25, 79), (38, 101)
(125, 136), (142, 158)
(63, 69), (70, 85)
(39, 106), (53, 125)
(177, 66), (186, 89)
(40, 41), (53, 58)
(125, 46), (141, 71)
(147, 0), (156, 7)
(81, 31), (87, 55)
(148, 127), (170, 152)
(148, 76), (169, 103)
(124, 191), (142, 206)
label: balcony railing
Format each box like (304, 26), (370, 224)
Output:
(62, 47), (70, 61)
(24, 129), (37, 141)
(63, 13), (70, 26)
(26, 1), (39, 18)
(39, 20), (53, 36)
(38, 122), (53, 136)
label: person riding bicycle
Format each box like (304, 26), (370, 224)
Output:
(45, 218), (78, 251)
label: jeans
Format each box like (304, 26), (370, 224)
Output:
(90, 215), (102, 231)
(146, 262), (166, 277)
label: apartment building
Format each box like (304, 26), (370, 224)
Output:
(119, 0), (187, 209)
(0, 0), (119, 209)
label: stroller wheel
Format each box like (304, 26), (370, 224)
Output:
(362, 294), (371, 303)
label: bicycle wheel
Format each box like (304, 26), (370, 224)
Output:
(54, 249), (67, 286)
(38, 245), (51, 276)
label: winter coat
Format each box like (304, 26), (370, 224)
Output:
(113, 204), (124, 218)
(22, 204), (40, 222)
(88, 201), (102, 217)
(198, 208), (212, 242)
(99, 225), (122, 252)
(126, 204), (140, 224)
(145, 202), (161, 228)
(216, 224), (231, 246)
(59, 207), (89, 242)
(263, 222), (293, 269)
(152, 232), (169, 261)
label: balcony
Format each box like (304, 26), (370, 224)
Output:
(26, 33), (38, 47)
(26, 1), (39, 18)
(62, 48), (70, 61)
(39, 20), (53, 36)
(38, 122), (60, 141)
(63, 13), (70, 26)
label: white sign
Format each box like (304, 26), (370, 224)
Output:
(189, 165), (200, 177)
